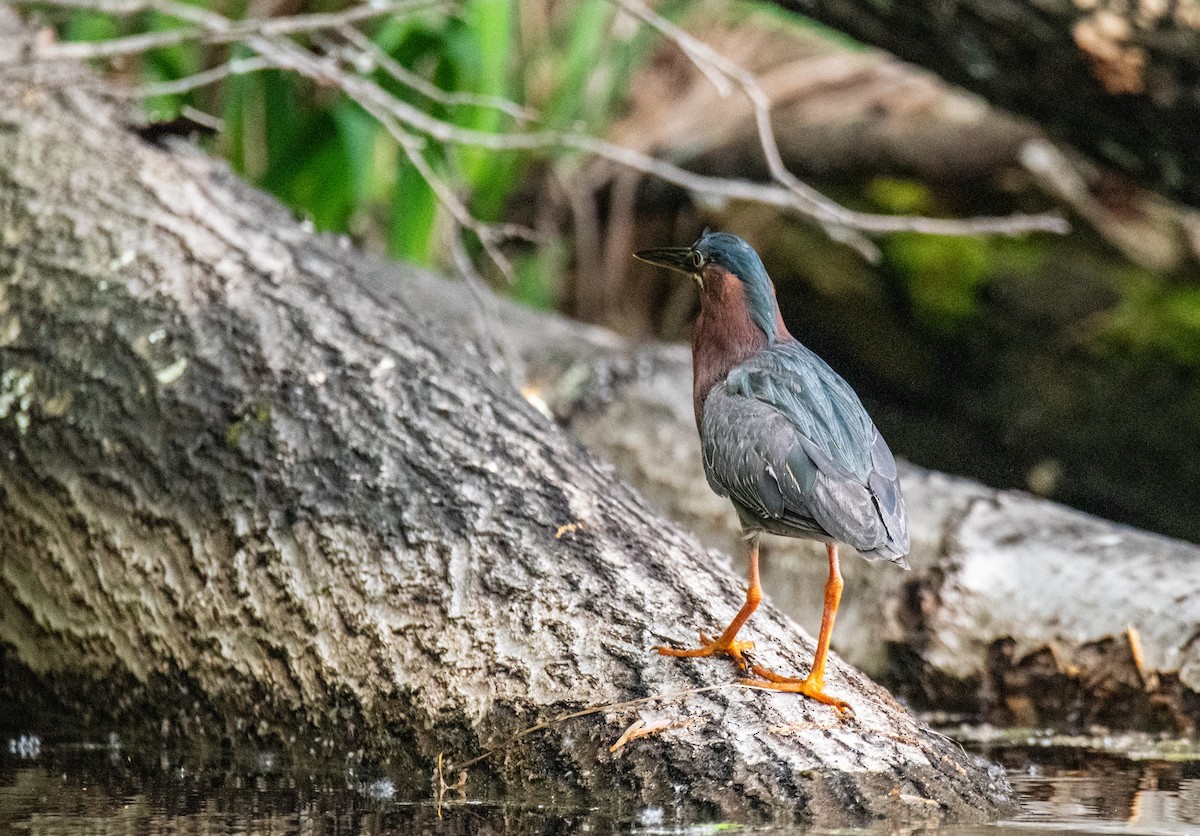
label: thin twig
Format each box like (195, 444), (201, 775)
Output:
(112, 55), (273, 97)
(207, 41), (1071, 239)
(178, 104), (221, 131)
(445, 219), (530, 388)
(7, 0), (1071, 262)
(446, 682), (744, 774)
(25, 0), (439, 60)
(334, 24), (537, 123)
(614, 0), (1069, 251)
(365, 101), (518, 277)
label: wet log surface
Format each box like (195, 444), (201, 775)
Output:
(0, 14), (1015, 829)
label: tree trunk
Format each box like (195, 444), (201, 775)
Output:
(775, 0), (1200, 209)
(0, 16), (1014, 829)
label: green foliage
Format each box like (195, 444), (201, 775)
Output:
(871, 177), (1055, 336)
(62, 7), (119, 42)
(538, 0), (616, 130)
(369, 0), (523, 259)
(871, 170), (1200, 365)
(140, 10), (204, 118)
(511, 240), (569, 310)
(871, 177), (987, 332)
(1097, 272), (1200, 365)
(45, 0), (656, 286)
(866, 176), (936, 216)
(390, 153), (440, 263)
(453, 0), (513, 191)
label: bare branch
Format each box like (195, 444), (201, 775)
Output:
(37, 25), (200, 59)
(113, 55), (274, 98)
(611, 0), (1070, 256)
(359, 97), (522, 278)
(24, 0), (441, 60)
(333, 25), (537, 124)
(4, 0), (1071, 268)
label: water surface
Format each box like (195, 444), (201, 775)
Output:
(2, 730), (1198, 834)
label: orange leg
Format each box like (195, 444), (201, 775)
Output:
(656, 534), (762, 670)
(741, 543), (851, 712)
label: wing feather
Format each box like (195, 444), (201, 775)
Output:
(700, 341), (909, 564)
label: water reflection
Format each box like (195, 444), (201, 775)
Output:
(0, 746), (396, 835)
(0, 742), (607, 835)
(2, 735), (1199, 834)
(984, 744), (1200, 835)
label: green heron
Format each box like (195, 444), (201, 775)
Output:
(634, 232), (909, 711)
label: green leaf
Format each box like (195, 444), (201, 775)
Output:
(511, 243), (568, 310)
(1099, 274), (1200, 365)
(64, 9), (120, 42)
(543, 0), (612, 129)
(866, 176), (935, 215)
(332, 102), (380, 204)
(389, 158), (440, 265)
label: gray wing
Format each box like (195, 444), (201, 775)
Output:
(700, 341), (909, 564)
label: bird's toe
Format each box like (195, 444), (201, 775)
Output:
(655, 633), (755, 670)
(740, 667), (853, 713)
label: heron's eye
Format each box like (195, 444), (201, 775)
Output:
(691, 251), (704, 270)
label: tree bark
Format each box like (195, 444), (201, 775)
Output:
(0, 15), (1014, 829)
(774, 0), (1200, 209)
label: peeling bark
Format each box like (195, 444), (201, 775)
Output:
(0, 15), (1014, 829)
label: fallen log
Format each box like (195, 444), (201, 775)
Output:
(0, 12), (1012, 829)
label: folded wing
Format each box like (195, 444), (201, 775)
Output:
(700, 341), (909, 565)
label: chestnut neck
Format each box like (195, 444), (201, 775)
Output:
(691, 267), (790, 424)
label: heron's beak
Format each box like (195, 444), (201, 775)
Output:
(633, 247), (699, 284)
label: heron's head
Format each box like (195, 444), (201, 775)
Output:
(634, 231), (780, 343)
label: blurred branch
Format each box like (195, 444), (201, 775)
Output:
(366, 98), (519, 277)
(616, 0), (881, 255)
(331, 24), (537, 124)
(117, 54), (274, 97)
(4, 0), (1069, 275)
(1021, 138), (1200, 271)
(20, 0), (441, 59)
(616, 0), (1068, 258)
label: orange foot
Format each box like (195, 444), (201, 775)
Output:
(740, 664), (853, 713)
(656, 631), (755, 671)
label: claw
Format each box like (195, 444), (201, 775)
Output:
(740, 664), (852, 713)
(656, 632), (756, 671)
(656, 538), (764, 673)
